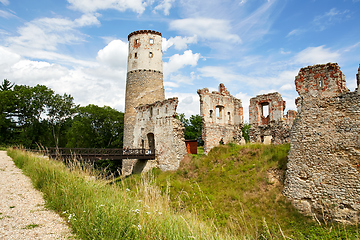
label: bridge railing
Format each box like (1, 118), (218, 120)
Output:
(28, 147), (155, 161)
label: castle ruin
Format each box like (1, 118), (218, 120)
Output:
(122, 30), (186, 175)
(249, 92), (296, 144)
(283, 63), (360, 223)
(197, 84), (244, 154)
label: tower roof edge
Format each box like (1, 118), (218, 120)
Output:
(128, 30), (162, 40)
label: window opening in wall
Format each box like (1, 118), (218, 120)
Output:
(210, 110), (213, 118)
(135, 39), (139, 44)
(262, 104), (269, 118)
(318, 78), (323, 88)
(149, 52), (153, 58)
(228, 112), (231, 122)
(150, 107), (153, 117)
(149, 38), (154, 44)
(141, 139), (145, 149)
(216, 106), (223, 119)
(157, 109), (159, 115)
(134, 52), (138, 58)
(165, 107), (168, 114)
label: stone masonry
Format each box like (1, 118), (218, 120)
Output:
(249, 92), (296, 144)
(283, 63), (360, 223)
(197, 83), (244, 154)
(125, 97), (187, 173)
(123, 30), (186, 175)
(124, 30), (165, 148)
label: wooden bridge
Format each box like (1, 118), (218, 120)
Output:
(30, 148), (155, 162)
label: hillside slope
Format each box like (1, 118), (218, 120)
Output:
(146, 143), (358, 239)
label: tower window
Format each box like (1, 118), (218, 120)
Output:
(149, 52), (153, 58)
(134, 53), (138, 58)
(135, 39), (139, 44)
(149, 38), (154, 44)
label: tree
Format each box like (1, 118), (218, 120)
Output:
(177, 113), (203, 146)
(242, 122), (250, 143)
(0, 79), (15, 91)
(47, 93), (77, 148)
(65, 105), (124, 148)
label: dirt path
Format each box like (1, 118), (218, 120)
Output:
(0, 151), (73, 239)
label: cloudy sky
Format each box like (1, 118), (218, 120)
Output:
(1, 0), (359, 121)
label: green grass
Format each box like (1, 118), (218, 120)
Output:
(144, 143), (359, 239)
(7, 148), (235, 240)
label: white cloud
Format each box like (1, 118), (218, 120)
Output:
(163, 50), (200, 78)
(286, 29), (305, 37)
(169, 18), (241, 43)
(294, 45), (340, 65)
(153, 0), (174, 15)
(165, 92), (200, 118)
(74, 13), (101, 27)
(0, 0), (9, 6)
(7, 14), (100, 52)
(313, 8), (350, 31)
(279, 83), (294, 91)
(67, 0), (147, 14)
(0, 46), (21, 68)
(162, 35), (197, 51)
(198, 66), (240, 83)
(0, 47), (126, 112)
(0, 9), (16, 18)
(96, 39), (128, 69)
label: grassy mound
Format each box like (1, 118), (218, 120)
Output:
(140, 143), (360, 239)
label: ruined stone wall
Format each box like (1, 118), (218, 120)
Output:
(122, 98), (187, 174)
(283, 63), (360, 223)
(197, 84), (244, 154)
(249, 92), (295, 144)
(123, 70), (165, 147)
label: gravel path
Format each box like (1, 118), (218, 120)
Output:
(0, 151), (74, 239)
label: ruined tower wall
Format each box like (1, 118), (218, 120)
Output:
(283, 63), (360, 223)
(249, 92), (294, 144)
(125, 98), (186, 173)
(124, 30), (165, 148)
(197, 84), (244, 154)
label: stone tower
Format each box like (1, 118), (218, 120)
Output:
(124, 30), (165, 147)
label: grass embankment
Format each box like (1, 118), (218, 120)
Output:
(7, 149), (234, 240)
(132, 143), (359, 239)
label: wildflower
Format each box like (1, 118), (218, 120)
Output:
(132, 209), (140, 214)
(126, 188), (130, 192)
(137, 200), (142, 202)
(137, 224), (141, 230)
(158, 212), (162, 215)
(99, 204), (105, 207)
(146, 212), (150, 215)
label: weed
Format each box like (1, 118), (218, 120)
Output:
(22, 223), (40, 229)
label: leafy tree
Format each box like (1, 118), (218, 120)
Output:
(66, 105), (124, 148)
(242, 122), (251, 143)
(177, 113), (203, 146)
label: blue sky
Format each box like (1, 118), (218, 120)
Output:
(1, 0), (359, 121)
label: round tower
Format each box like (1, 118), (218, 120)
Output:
(123, 30), (165, 147)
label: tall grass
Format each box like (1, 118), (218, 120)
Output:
(7, 149), (237, 240)
(150, 143), (360, 239)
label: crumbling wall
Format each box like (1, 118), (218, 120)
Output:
(249, 92), (296, 144)
(197, 83), (244, 154)
(122, 97), (187, 174)
(283, 63), (360, 223)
